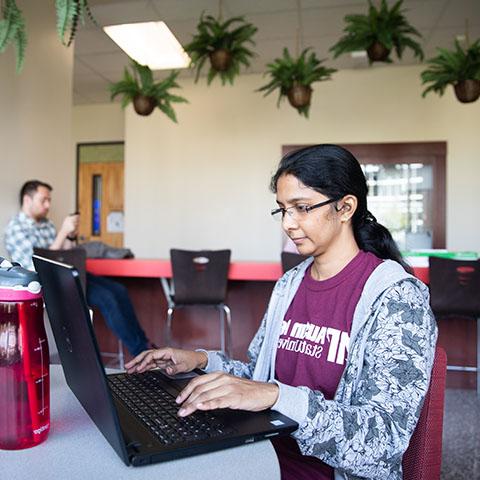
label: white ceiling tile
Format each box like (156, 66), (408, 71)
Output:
(78, 51), (131, 77)
(73, 58), (98, 76)
(391, 1), (449, 29)
(150, 0), (219, 21)
(435, 0), (480, 27)
(424, 25), (480, 52)
(90, 1), (156, 26)
(74, 28), (119, 55)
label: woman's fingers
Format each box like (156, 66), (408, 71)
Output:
(126, 348), (174, 373)
(125, 349), (153, 372)
(176, 373), (247, 416)
(140, 349), (176, 372)
(177, 373), (228, 406)
(126, 347), (199, 375)
(164, 360), (187, 375)
(176, 375), (279, 416)
(176, 372), (225, 404)
(178, 384), (234, 417)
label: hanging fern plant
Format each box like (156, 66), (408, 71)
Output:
(330, 0), (424, 64)
(258, 48), (336, 117)
(55, 0), (97, 47)
(421, 39), (480, 103)
(0, 0), (27, 73)
(109, 60), (188, 121)
(184, 13), (257, 85)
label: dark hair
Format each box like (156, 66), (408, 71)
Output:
(20, 180), (52, 206)
(270, 144), (411, 272)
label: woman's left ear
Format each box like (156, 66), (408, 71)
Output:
(340, 195), (357, 222)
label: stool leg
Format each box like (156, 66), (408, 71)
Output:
(161, 278), (175, 347)
(118, 340), (124, 370)
(218, 306), (225, 354)
(166, 307), (174, 346)
(222, 304), (232, 358)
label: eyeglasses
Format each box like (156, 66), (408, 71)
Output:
(271, 198), (338, 222)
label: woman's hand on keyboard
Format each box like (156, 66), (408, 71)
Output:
(125, 347), (208, 375)
(176, 372), (279, 417)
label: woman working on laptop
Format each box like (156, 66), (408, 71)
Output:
(126, 145), (437, 480)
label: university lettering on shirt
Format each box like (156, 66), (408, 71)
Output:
(278, 319), (349, 365)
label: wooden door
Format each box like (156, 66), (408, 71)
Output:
(77, 162), (124, 247)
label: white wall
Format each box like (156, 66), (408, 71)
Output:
(0, 0), (74, 258)
(121, 65), (480, 260)
(73, 103), (124, 144)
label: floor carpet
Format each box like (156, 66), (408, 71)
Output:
(441, 389), (480, 479)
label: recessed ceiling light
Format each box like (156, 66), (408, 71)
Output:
(351, 50), (367, 59)
(103, 21), (191, 70)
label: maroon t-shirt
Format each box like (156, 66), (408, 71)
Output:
(272, 251), (383, 480)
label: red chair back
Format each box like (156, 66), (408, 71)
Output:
(402, 346), (447, 480)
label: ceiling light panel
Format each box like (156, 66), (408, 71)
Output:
(103, 21), (191, 70)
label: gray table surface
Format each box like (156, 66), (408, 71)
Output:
(1, 365), (280, 480)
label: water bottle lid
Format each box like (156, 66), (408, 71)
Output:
(0, 257), (42, 301)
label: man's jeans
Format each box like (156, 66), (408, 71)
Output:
(86, 273), (148, 356)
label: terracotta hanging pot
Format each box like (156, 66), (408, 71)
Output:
(453, 79), (480, 103)
(287, 83), (312, 109)
(133, 95), (156, 116)
(367, 41), (391, 62)
(209, 48), (233, 72)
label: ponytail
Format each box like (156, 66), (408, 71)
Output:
(353, 210), (412, 273)
(271, 144), (411, 272)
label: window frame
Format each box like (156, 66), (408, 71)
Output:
(282, 142), (446, 248)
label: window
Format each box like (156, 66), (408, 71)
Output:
(282, 142), (446, 249)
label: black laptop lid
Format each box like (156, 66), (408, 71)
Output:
(33, 255), (130, 465)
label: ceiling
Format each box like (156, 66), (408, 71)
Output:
(74, 0), (480, 104)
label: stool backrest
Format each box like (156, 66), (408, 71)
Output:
(402, 346), (447, 480)
(33, 247), (87, 294)
(429, 257), (480, 316)
(281, 252), (309, 273)
(170, 249), (231, 305)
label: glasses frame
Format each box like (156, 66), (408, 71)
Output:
(271, 197), (339, 221)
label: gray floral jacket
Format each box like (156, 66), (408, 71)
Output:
(203, 258), (438, 479)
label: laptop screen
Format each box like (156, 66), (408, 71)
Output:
(33, 255), (129, 464)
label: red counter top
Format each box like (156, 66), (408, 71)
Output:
(86, 258), (428, 283)
(87, 259), (173, 278)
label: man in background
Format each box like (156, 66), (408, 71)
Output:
(4, 180), (153, 357)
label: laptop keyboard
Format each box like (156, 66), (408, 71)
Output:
(108, 372), (236, 445)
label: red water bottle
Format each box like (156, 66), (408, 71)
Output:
(0, 258), (50, 450)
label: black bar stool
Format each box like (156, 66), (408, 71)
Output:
(165, 249), (232, 356)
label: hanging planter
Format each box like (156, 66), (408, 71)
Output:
(330, 0), (424, 65)
(55, 0), (97, 47)
(184, 13), (257, 85)
(109, 60), (188, 121)
(258, 48), (336, 118)
(0, 0), (27, 73)
(287, 83), (312, 110)
(454, 79), (480, 103)
(421, 39), (480, 104)
(132, 94), (156, 116)
(366, 41), (390, 63)
(208, 48), (232, 72)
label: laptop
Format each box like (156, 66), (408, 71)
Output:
(33, 255), (298, 467)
